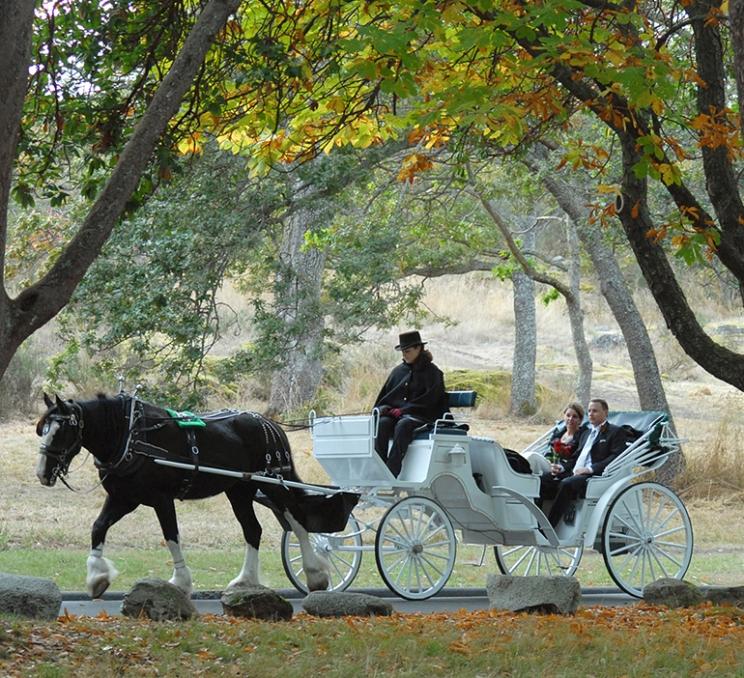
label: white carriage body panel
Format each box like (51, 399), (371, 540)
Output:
(427, 436), (543, 544)
(299, 409), (691, 598)
(312, 415), (394, 484)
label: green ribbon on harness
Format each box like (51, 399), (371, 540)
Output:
(166, 408), (206, 428)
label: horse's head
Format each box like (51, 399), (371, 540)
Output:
(36, 394), (84, 486)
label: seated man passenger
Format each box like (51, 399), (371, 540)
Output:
(540, 398), (626, 527)
(374, 331), (449, 477)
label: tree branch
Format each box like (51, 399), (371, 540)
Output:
(9, 0), (242, 347)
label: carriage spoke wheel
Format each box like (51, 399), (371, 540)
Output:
(494, 543), (583, 577)
(281, 513), (363, 594)
(602, 482), (693, 598)
(375, 496), (456, 600)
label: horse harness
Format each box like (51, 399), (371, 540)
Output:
(44, 396), (295, 495)
(121, 400), (294, 498)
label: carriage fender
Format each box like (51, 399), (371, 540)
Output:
(582, 475), (637, 549)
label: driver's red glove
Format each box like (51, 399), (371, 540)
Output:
(389, 408), (403, 418)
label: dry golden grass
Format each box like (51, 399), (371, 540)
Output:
(3, 408), (742, 554)
(676, 418), (744, 500)
(2, 271), (744, 558)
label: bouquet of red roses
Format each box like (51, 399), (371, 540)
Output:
(548, 438), (573, 464)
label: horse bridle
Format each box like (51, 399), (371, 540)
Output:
(39, 403), (84, 485)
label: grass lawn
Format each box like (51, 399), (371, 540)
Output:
(0, 542), (741, 593)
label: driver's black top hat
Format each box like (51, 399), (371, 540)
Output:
(395, 331), (427, 351)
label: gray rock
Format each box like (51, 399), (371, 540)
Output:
(0, 572), (62, 620)
(702, 586), (744, 607)
(302, 591), (393, 617)
(121, 578), (197, 621)
(221, 585), (293, 621)
(643, 578), (704, 608)
(486, 574), (581, 615)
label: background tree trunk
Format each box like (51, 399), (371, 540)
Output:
(511, 227), (537, 415)
(533, 155), (684, 482)
(563, 216), (593, 405)
(267, 180), (327, 416)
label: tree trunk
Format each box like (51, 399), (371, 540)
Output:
(731, 0), (744, 138)
(511, 229), (537, 415)
(0, 1), (36, 381)
(563, 217), (592, 405)
(534, 155), (684, 482)
(0, 0), (241, 382)
(267, 179), (327, 416)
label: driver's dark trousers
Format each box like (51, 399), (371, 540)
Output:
(375, 415), (421, 477)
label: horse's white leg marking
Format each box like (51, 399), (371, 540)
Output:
(283, 510), (330, 591)
(86, 544), (119, 599)
(36, 421), (60, 485)
(166, 538), (193, 595)
(227, 544), (261, 589)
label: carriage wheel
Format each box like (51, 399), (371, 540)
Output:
(493, 543), (583, 577)
(281, 513), (363, 594)
(601, 482), (693, 598)
(375, 496), (456, 600)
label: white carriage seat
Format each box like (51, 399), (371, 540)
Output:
(468, 436), (539, 499)
(411, 390), (477, 440)
(585, 411), (670, 500)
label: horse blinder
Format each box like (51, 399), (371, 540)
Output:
(38, 407), (84, 484)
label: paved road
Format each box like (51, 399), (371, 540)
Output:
(59, 587), (636, 617)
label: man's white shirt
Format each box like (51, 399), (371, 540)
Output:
(573, 424), (601, 472)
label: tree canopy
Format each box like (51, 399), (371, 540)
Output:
(197, 0), (744, 390)
(4, 0), (744, 402)
(0, 0), (242, 381)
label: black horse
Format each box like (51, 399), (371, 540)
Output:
(36, 394), (356, 598)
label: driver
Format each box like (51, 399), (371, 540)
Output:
(373, 331), (449, 477)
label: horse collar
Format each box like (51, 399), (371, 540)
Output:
(95, 397), (145, 476)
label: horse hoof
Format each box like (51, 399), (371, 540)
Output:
(89, 577), (111, 599)
(306, 574), (330, 592)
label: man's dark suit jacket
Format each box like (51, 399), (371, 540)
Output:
(564, 420), (626, 477)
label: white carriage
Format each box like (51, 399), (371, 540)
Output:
(281, 394), (693, 599)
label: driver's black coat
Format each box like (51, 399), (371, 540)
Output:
(373, 353), (448, 423)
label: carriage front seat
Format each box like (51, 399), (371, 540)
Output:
(412, 390), (477, 440)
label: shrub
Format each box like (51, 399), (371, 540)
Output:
(0, 340), (47, 420)
(676, 418), (744, 499)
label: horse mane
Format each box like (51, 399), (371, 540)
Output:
(81, 394), (129, 453)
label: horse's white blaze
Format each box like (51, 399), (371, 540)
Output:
(227, 544), (261, 589)
(86, 543), (119, 599)
(166, 539), (193, 595)
(283, 510), (331, 591)
(36, 420), (60, 484)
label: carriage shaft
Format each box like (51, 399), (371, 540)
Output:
(151, 458), (341, 495)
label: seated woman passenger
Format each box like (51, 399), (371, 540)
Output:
(373, 331), (449, 477)
(524, 402), (586, 474)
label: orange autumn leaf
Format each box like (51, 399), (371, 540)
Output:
(397, 153), (434, 183)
